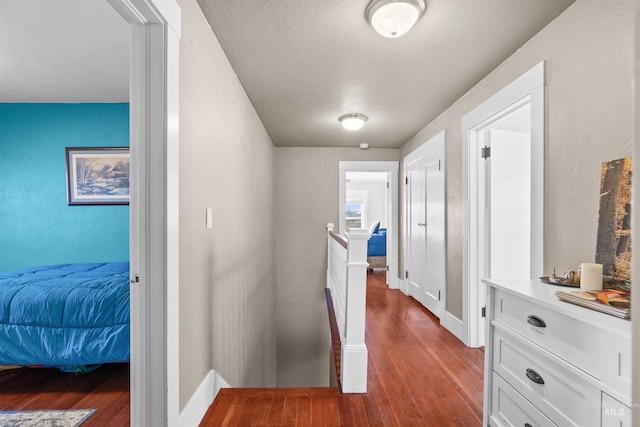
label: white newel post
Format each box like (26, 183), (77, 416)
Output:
(342, 228), (370, 393)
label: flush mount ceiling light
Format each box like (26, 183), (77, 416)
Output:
(339, 114), (368, 131)
(365, 0), (426, 38)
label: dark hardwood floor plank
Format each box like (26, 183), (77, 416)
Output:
(265, 395), (287, 425)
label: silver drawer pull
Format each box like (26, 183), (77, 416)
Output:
(526, 368), (545, 385)
(527, 315), (546, 328)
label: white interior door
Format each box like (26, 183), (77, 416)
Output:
(488, 128), (531, 278)
(476, 102), (533, 346)
(408, 167), (426, 299)
(463, 61), (544, 348)
(406, 156), (445, 317)
(404, 131), (446, 318)
(423, 158), (445, 318)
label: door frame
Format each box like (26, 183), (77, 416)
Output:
(462, 61), (545, 348)
(107, 0), (180, 425)
(402, 131), (446, 318)
(339, 161), (399, 289)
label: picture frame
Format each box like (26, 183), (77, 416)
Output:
(66, 147), (130, 205)
(595, 157), (632, 289)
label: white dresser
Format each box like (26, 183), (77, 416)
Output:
(482, 279), (632, 427)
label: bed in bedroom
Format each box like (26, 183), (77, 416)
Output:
(0, 262), (130, 372)
(367, 222), (387, 271)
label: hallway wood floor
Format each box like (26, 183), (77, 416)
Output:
(201, 271), (485, 426)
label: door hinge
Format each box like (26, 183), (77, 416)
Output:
(481, 146), (491, 159)
(386, 265), (389, 272)
(405, 177), (408, 185)
(386, 182), (389, 188)
(438, 290), (441, 301)
(481, 306), (486, 317)
(131, 274), (140, 284)
(405, 271), (409, 279)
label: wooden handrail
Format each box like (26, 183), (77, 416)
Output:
(329, 231), (348, 250)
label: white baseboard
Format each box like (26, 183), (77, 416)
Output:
(214, 370), (231, 394)
(442, 311), (466, 345)
(387, 274), (399, 290)
(178, 370), (229, 427)
(398, 279), (409, 295)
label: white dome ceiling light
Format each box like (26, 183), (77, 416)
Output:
(339, 114), (368, 131)
(365, 0), (426, 38)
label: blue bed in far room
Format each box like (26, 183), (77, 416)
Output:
(367, 222), (387, 270)
(0, 262), (130, 371)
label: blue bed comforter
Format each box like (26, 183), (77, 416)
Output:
(368, 228), (387, 257)
(0, 262), (130, 367)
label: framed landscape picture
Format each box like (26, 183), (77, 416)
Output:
(595, 157), (632, 289)
(66, 147), (130, 205)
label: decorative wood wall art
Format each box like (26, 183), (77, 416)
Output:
(596, 157), (631, 289)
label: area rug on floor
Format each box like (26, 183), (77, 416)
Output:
(0, 409), (96, 427)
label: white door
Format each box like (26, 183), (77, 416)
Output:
(476, 103), (533, 345)
(462, 62), (544, 348)
(423, 158), (445, 318)
(406, 144), (445, 319)
(408, 167), (426, 300)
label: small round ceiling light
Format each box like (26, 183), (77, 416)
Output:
(365, 0), (426, 38)
(339, 114), (368, 131)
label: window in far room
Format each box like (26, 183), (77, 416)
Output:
(346, 171), (388, 231)
(345, 191), (367, 229)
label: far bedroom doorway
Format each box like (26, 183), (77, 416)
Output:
(339, 161), (399, 289)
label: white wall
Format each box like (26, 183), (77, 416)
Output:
(178, 0), (277, 409)
(400, 0), (634, 319)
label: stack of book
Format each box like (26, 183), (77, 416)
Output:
(555, 289), (630, 319)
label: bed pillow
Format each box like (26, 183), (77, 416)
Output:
(368, 221), (380, 234)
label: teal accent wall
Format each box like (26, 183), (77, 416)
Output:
(0, 103), (130, 272)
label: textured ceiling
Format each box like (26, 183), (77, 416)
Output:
(2, 0), (576, 149)
(0, 0), (129, 103)
(198, 0), (576, 148)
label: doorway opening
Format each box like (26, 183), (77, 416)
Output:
(108, 0), (181, 424)
(339, 161), (399, 289)
(462, 62), (545, 348)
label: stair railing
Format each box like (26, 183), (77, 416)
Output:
(326, 223), (369, 393)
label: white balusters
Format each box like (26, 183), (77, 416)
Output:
(326, 224), (370, 393)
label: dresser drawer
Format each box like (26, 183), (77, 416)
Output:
(492, 288), (604, 378)
(601, 393), (632, 427)
(489, 373), (555, 427)
(599, 333), (632, 403)
(492, 326), (601, 426)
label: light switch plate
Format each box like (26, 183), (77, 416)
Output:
(206, 208), (213, 229)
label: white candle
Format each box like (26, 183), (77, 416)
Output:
(580, 263), (603, 291)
